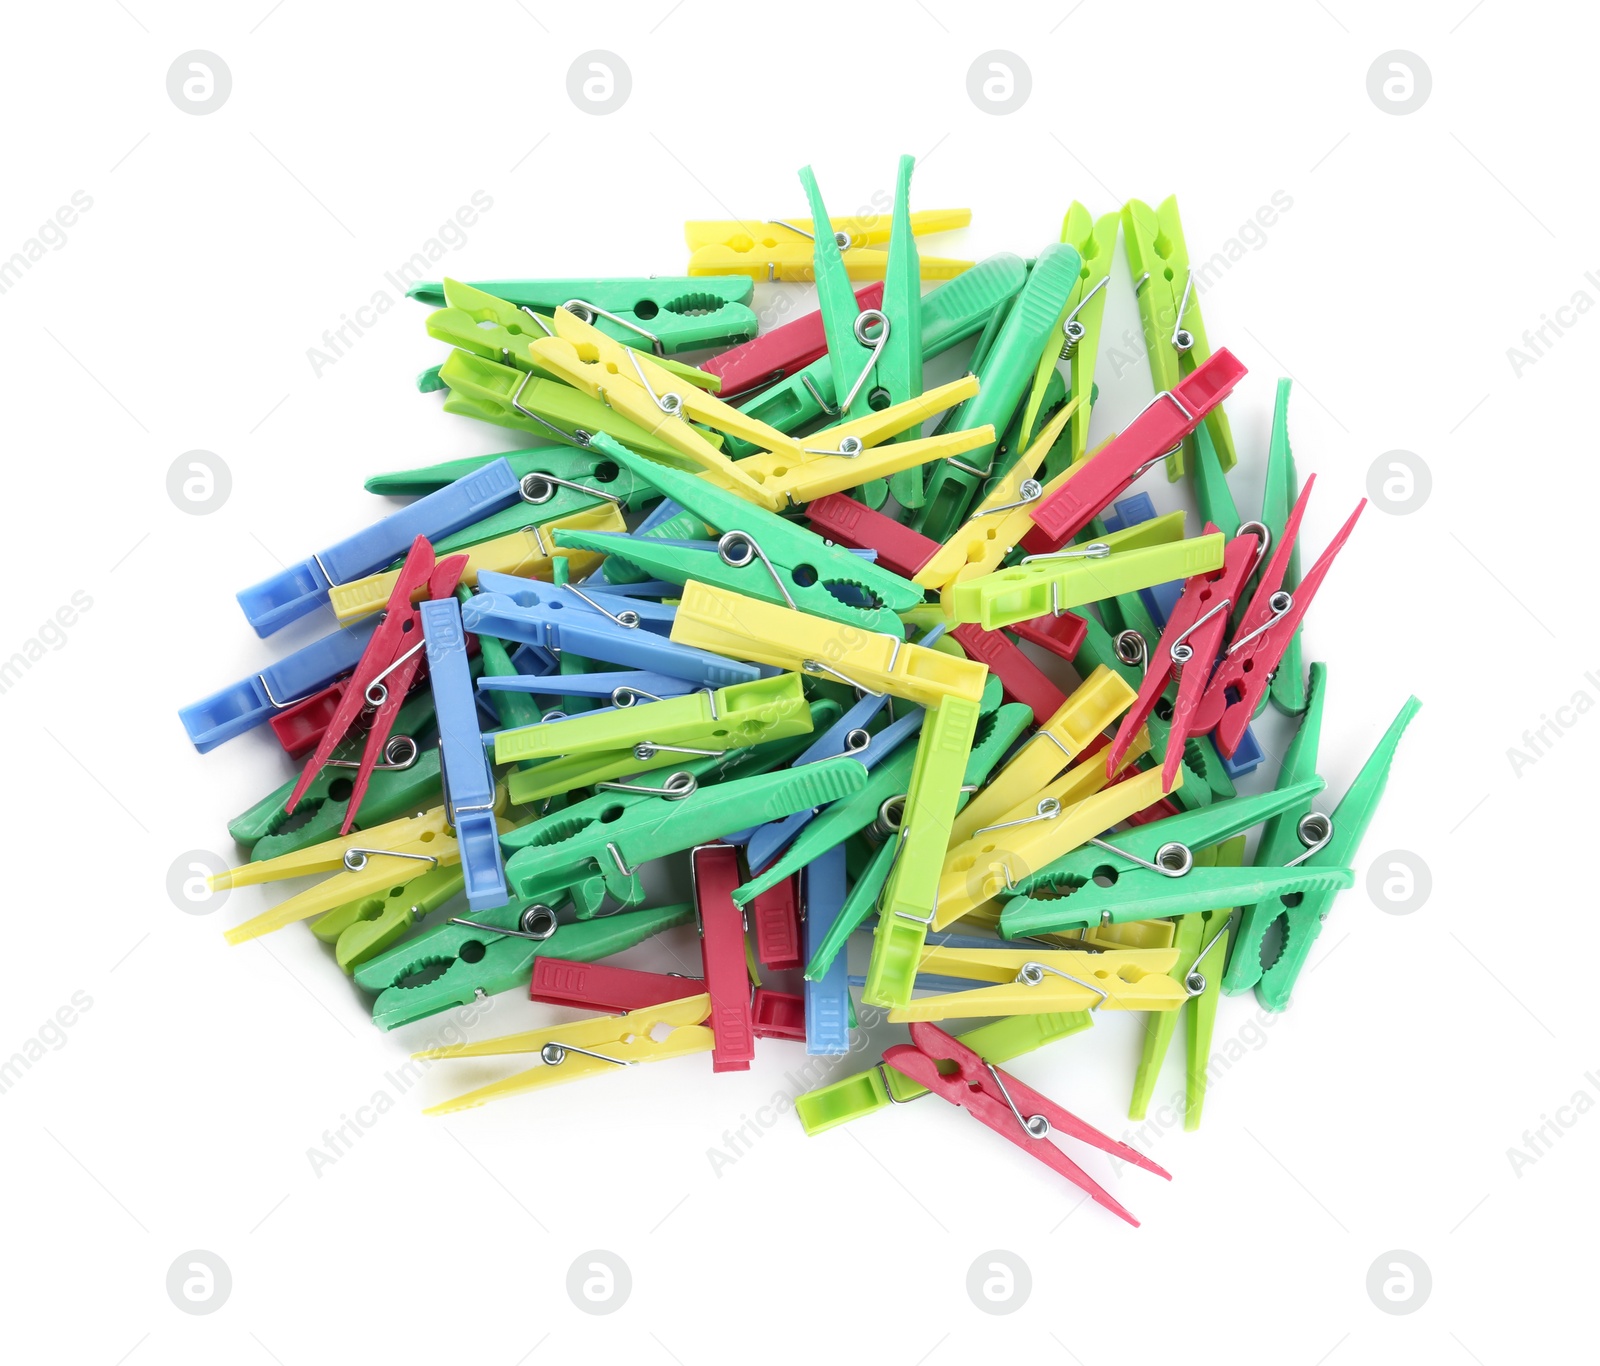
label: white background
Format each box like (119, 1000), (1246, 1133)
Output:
(0, 2), (1592, 1362)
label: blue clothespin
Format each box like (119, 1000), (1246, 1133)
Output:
(420, 597), (506, 912)
(236, 458), (529, 637)
(464, 573), (758, 687)
(804, 844), (850, 1055)
(744, 703), (923, 872)
(179, 618), (377, 753)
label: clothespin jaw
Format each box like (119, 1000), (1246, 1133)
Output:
(995, 779), (1345, 938)
(1122, 195), (1237, 479)
(556, 434), (922, 633)
(311, 864), (465, 973)
(1230, 691), (1422, 1010)
(416, 994), (715, 1114)
(861, 694), (983, 1008)
(683, 209), (973, 281)
(883, 1022), (1170, 1224)
(1106, 528), (1259, 790)
(1195, 478), (1365, 758)
(354, 901), (695, 1030)
(670, 583), (989, 709)
(1128, 836), (1243, 1130)
(408, 275), (758, 353)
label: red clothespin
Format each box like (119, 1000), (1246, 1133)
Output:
(1023, 349), (1247, 555)
(692, 844), (756, 1073)
(749, 875), (802, 971)
(883, 1023), (1170, 1225)
(529, 957), (702, 1014)
(1105, 529), (1258, 790)
(949, 624), (1067, 725)
(805, 493), (939, 579)
(1009, 611), (1087, 662)
(285, 536), (468, 830)
(702, 282), (885, 397)
(1195, 478), (1365, 757)
(268, 681), (348, 757)
(751, 988), (806, 1041)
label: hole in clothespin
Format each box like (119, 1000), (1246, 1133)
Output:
(647, 1021), (675, 1043)
(1117, 964), (1147, 984)
(1092, 866), (1119, 888)
(594, 461), (620, 483)
(599, 805), (626, 823)
(1154, 697), (1175, 723)
(327, 778), (354, 803)
(459, 941), (486, 964)
(868, 387), (891, 411)
(792, 564), (819, 588)
(634, 299), (660, 320)
(1259, 913), (1288, 971)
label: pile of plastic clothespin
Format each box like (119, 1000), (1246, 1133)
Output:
(180, 156), (1420, 1226)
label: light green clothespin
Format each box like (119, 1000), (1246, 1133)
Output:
(311, 864), (466, 972)
(1035, 204), (1120, 478)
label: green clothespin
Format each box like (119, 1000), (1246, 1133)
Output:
(599, 505), (708, 586)
(556, 435), (921, 632)
(406, 275), (758, 354)
(226, 688), (443, 860)
(1123, 195), (1237, 479)
(722, 253), (1028, 460)
(436, 349), (719, 464)
(356, 901), (695, 1031)
(1037, 204), (1120, 478)
(914, 241), (1083, 542)
(1129, 835), (1244, 1130)
(497, 673), (813, 803)
(996, 779), (1348, 938)
(311, 865), (465, 972)
(798, 157), (925, 509)
(861, 695), (982, 1009)
(504, 756), (867, 907)
(804, 699), (1031, 980)
(1229, 685), (1422, 1010)
(794, 1011), (1092, 1135)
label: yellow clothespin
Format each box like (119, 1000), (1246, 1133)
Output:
(328, 504), (625, 625)
(731, 377), (993, 506)
(886, 946), (1187, 1022)
(414, 994), (715, 1114)
(685, 210), (973, 281)
(913, 400), (1077, 592)
(948, 667), (1135, 846)
(934, 764), (1172, 928)
(670, 582), (989, 708)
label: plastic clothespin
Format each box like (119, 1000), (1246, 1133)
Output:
(704, 281), (883, 398)
(684, 209), (972, 281)
(949, 521), (1225, 632)
(282, 538), (467, 831)
(1123, 196), (1237, 479)
(1228, 688), (1422, 1010)
(493, 674), (812, 801)
(691, 845), (757, 1072)
(996, 779), (1349, 937)
(1192, 476), (1365, 758)
(530, 957), (702, 1013)
(726, 254), (1027, 462)
(329, 504), (622, 625)
(420, 596), (506, 911)
(408, 275), (758, 352)
(861, 694), (983, 1008)
(885, 946), (1187, 1022)
(749, 875), (803, 971)
(752, 988), (806, 1041)
(478, 669), (698, 704)
(463, 575), (759, 688)
(414, 994), (715, 1114)
(365, 444), (651, 515)
(934, 765), (1172, 930)
(1129, 836), (1243, 1130)
(435, 349), (708, 464)
(949, 667), (1136, 847)
(555, 435), (921, 633)
(356, 900), (695, 1030)
(915, 241), (1085, 542)
(1104, 528), (1259, 790)
(803, 844), (851, 1054)
(235, 459), (523, 638)
(311, 864), (465, 973)
(1022, 349), (1248, 555)
(1034, 204), (1120, 475)
(179, 617), (378, 753)
(883, 1022), (1171, 1224)
(670, 583), (989, 709)
(503, 756), (868, 907)
(794, 1012), (1091, 1135)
